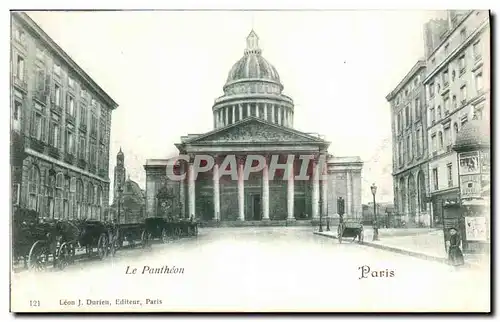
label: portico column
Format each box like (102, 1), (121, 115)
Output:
(225, 107), (229, 126)
(256, 103), (260, 118)
(271, 105), (275, 123)
(232, 105), (236, 124)
(287, 157), (295, 220)
(262, 156), (270, 220)
(247, 103), (250, 117)
(239, 104), (243, 122)
(346, 170), (352, 218)
(213, 158), (220, 221)
(277, 105), (282, 125)
(312, 158), (320, 219)
(179, 161), (186, 218)
(188, 158), (196, 218)
(321, 159), (328, 218)
(237, 156), (245, 220)
(264, 103), (268, 121)
(284, 108), (288, 127)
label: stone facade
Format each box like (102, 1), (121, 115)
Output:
(11, 12), (117, 220)
(144, 31), (363, 224)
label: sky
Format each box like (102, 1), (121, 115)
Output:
(26, 10), (444, 204)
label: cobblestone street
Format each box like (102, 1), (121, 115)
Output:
(11, 227), (490, 312)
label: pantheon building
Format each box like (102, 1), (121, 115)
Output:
(144, 31), (363, 224)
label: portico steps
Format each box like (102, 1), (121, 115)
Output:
(199, 219), (315, 228)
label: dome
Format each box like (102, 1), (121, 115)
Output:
(454, 118), (490, 151)
(224, 30), (281, 87)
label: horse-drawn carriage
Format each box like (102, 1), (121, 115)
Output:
(141, 217), (199, 247)
(337, 217), (364, 244)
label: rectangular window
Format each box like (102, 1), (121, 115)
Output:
(430, 107), (435, 124)
(13, 100), (22, 131)
(398, 140), (403, 165)
(473, 40), (481, 59)
(50, 121), (60, 148)
(475, 73), (483, 92)
(79, 136), (86, 159)
(405, 105), (410, 126)
(460, 85), (467, 103)
(444, 127), (451, 148)
(396, 114), (401, 133)
(31, 103), (45, 141)
(407, 135), (412, 161)
(67, 131), (74, 154)
(459, 56), (466, 72)
(442, 70), (449, 86)
(55, 84), (61, 106)
(447, 163), (453, 188)
(433, 168), (439, 191)
(80, 104), (87, 125)
(16, 55), (25, 81)
(444, 97), (449, 114)
(429, 82), (435, 97)
(437, 106), (442, 120)
(460, 28), (467, 41)
(415, 99), (420, 120)
(431, 134), (437, 153)
(68, 96), (75, 116)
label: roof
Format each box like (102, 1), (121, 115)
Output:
(385, 60), (426, 101)
(13, 12), (119, 109)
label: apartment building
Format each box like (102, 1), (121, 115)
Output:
(11, 12), (118, 220)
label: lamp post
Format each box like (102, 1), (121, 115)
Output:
(371, 183), (379, 241)
(117, 185), (123, 224)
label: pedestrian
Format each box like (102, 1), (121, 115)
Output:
(447, 227), (465, 268)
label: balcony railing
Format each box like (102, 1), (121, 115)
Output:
(33, 90), (48, 104)
(64, 153), (75, 165)
(12, 76), (28, 92)
(66, 114), (76, 124)
(79, 123), (87, 132)
(90, 130), (97, 138)
(29, 137), (46, 154)
(48, 146), (60, 159)
(98, 169), (107, 178)
(51, 104), (63, 115)
(77, 158), (87, 170)
(89, 164), (97, 174)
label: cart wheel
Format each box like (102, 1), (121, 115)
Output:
(97, 234), (107, 260)
(28, 240), (48, 272)
(141, 230), (150, 248)
(57, 242), (73, 270)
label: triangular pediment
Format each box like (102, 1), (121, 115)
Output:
(183, 117), (326, 144)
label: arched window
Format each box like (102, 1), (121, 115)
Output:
(46, 173), (56, 219)
(87, 182), (94, 219)
(55, 173), (64, 219)
(63, 176), (70, 219)
(399, 176), (406, 216)
(28, 165), (40, 211)
(438, 132), (444, 150)
(417, 171), (427, 212)
(453, 123), (459, 143)
(96, 185), (103, 220)
(75, 179), (84, 219)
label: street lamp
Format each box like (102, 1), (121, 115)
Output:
(117, 185), (123, 224)
(371, 183), (379, 241)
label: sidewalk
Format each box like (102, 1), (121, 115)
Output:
(314, 227), (488, 269)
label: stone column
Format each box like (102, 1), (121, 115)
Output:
(247, 103), (250, 117)
(284, 107), (288, 127)
(287, 157), (295, 220)
(321, 159), (328, 218)
(264, 103), (268, 121)
(213, 158), (220, 221)
(232, 105), (235, 124)
(256, 103), (260, 118)
(271, 105), (275, 123)
(179, 162), (186, 218)
(312, 158), (320, 219)
(239, 104), (243, 122)
(262, 156), (270, 220)
(277, 105), (282, 125)
(237, 156), (245, 220)
(346, 170), (352, 218)
(329, 171), (336, 216)
(219, 110), (223, 127)
(225, 107), (229, 126)
(188, 158), (196, 218)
